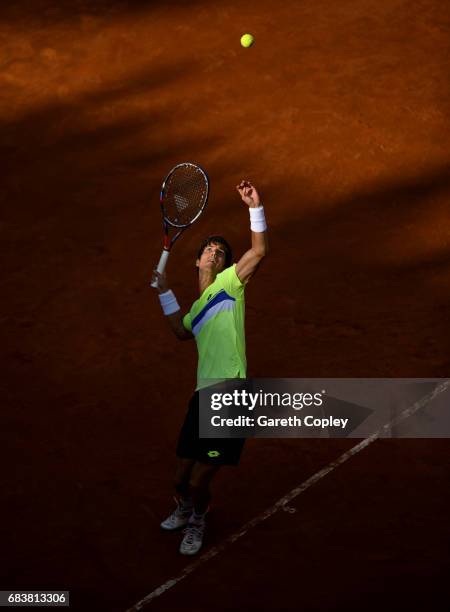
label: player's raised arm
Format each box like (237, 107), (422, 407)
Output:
(235, 180), (269, 284)
(151, 270), (194, 341)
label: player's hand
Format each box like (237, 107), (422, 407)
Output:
(236, 180), (261, 208)
(151, 270), (169, 294)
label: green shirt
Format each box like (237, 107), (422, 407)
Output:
(183, 264), (246, 389)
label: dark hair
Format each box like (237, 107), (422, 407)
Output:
(197, 235), (233, 269)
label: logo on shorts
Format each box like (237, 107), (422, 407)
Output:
(207, 294), (212, 301)
(207, 450), (220, 458)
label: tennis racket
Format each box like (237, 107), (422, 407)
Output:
(150, 162), (209, 288)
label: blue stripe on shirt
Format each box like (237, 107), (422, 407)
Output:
(191, 289), (236, 330)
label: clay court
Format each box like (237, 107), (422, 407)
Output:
(2, 1), (450, 610)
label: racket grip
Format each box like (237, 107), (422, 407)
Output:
(150, 248), (170, 288)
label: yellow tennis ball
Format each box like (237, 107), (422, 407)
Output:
(240, 33), (254, 48)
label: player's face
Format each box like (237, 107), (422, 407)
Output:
(196, 242), (226, 274)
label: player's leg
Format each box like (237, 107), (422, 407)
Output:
(179, 461), (220, 556)
(160, 457), (196, 531)
(161, 391), (199, 531)
(174, 456), (196, 499)
(189, 461), (221, 514)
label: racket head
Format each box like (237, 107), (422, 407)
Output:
(160, 162), (209, 229)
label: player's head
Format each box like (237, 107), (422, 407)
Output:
(196, 235), (232, 275)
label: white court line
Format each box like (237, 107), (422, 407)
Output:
(125, 380), (450, 612)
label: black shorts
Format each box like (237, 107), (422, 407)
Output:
(176, 391), (246, 466)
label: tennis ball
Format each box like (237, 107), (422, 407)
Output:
(240, 33), (254, 48)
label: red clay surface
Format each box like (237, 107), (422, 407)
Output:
(1, 1), (450, 611)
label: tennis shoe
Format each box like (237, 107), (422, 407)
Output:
(179, 516), (206, 556)
(160, 497), (193, 531)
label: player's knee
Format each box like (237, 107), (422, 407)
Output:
(189, 465), (220, 491)
(188, 476), (208, 494)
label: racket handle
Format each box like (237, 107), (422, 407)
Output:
(150, 248), (170, 288)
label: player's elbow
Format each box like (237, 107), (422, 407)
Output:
(253, 245), (268, 259)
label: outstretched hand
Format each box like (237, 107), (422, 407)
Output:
(236, 180), (261, 208)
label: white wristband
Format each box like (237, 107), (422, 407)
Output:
(249, 205), (267, 232)
(158, 290), (180, 315)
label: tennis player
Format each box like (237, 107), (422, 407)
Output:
(151, 179), (268, 555)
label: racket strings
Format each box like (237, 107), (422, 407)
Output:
(163, 165), (208, 226)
